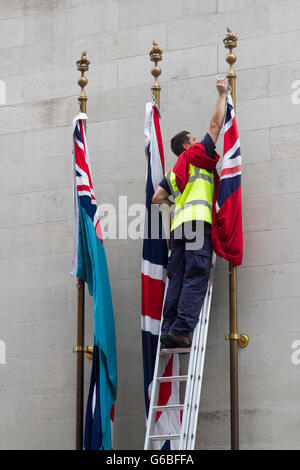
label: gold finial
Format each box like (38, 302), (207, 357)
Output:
(149, 41), (163, 107)
(223, 27), (238, 70)
(76, 51), (90, 113)
(223, 27), (238, 106)
(223, 27), (238, 49)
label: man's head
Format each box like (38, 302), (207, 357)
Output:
(170, 131), (196, 156)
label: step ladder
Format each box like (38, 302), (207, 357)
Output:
(144, 252), (217, 450)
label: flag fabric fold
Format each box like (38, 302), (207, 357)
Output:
(142, 102), (181, 450)
(71, 113), (117, 450)
(211, 92), (243, 266)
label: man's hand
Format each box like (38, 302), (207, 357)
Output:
(152, 185), (173, 206)
(216, 77), (228, 96)
(208, 77), (228, 144)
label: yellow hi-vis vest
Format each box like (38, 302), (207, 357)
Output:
(165, 164), (214, 232)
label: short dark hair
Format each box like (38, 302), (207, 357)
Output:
(170, 131), (191, 156)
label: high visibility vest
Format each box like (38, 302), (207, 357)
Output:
(165, 164), (214, 232)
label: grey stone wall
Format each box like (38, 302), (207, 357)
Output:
(0, 0), (300, 450)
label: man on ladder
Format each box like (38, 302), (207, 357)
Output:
(152, 77), (228, 349)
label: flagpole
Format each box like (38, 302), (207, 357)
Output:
(150, 41), (162, 109)
(75, 51), (90, 451)
(223, 27), (248, 451)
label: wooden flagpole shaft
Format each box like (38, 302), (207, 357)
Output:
(223, 27), (240, 451)
(75, 51), (90, 450)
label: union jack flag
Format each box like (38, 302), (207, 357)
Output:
(71, 113), (117, 450)
(212, 92), (243, 266)
(141, 103), (181, 450)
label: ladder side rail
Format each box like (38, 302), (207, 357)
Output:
(181, 293), (207, 449)
(144, 336), (163, 449)
(180, 252), (217, 449)
(185, 294), (210, 449)
(187, 253), (217, 449)
(144, 276), (170, 450)
(179, 310), (202, 449)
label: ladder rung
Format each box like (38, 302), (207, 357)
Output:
(160, 347), (191, 355)
(149, 434), (180, 441)
(153, 404), (184, 411)
(157, 375), (188, 383)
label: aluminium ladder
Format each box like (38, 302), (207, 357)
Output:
(144, 252), (217, 450)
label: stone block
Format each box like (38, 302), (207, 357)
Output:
(119, 0), (217, 30)
(22, 125), (72, 161)
(24, 9), (71, 44)
(270, 262), (300, 300)
(116, 346), (143, 381)
(196, 408), (230, 448)
(270, 61), (300, 98)
(86, 120), (118, 153)
(239, 128), (270, 165)
(86, 86), (148, 124)
(0, 132), (23, 164)
(242, 196), (270, 233)
(269, 0), (300, 34)
(272, 406), (300, 445)
(113, 414), (145, 450)
(111, 278), (141, 314)
(236, 297), (300, 338)
(240, 334), (274, 375)
(2, 74), (24, 105)
(270, 193), (300, 229)
(24, 0), (71, 15)
(242, 162), (272, 197)
(269, 158), (300, 195)
(71, 1), (118, 37)
(0, 17), (24, 48)
(270, 123), (300, 161)
(237, 67), (270, 101)
(0, 253), (73, 291)
(0, 188), (72, 227)
(168, 5), (268, 51)
(72, 22), (167, 63)
(237, 265), (271, 302)
(0, 157), (72, 196)
(164, 44), (218, 81)
(167, 75), (217, 112)
(239, 408), (273, 448)
(0, 40), (73, 77)
(0, 222), (71, 261)
(0, 0), (24, 20)
(115, 377), (144, 417)
(0, 284), (75, 325)
(217, 0), (281, 12)
(118, 54), (151, 89)
(0, 98), (71, 135)
(114, 311), (141, 349)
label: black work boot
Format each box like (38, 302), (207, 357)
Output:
(160, 335), (175, 349)
(166, 330), (191, 348)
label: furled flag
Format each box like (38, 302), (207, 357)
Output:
(71, 113), (117, 450)
(211, 91), (243, 266)
(142, 102), (181, 450)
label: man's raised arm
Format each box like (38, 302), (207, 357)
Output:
(208, 77), (228, 145)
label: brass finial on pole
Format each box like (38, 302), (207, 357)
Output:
(223, 27), (238, 107)
(76, 51), (90, 127)
(149, 41), (163, 109)
(74, 50), (90, 451)
(223, 27), (248, 451)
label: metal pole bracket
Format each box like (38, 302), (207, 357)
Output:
(73, 346), (94, 359)
(225, 333), (249, 348)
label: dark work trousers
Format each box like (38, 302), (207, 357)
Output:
(161, 223), (212, 337)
